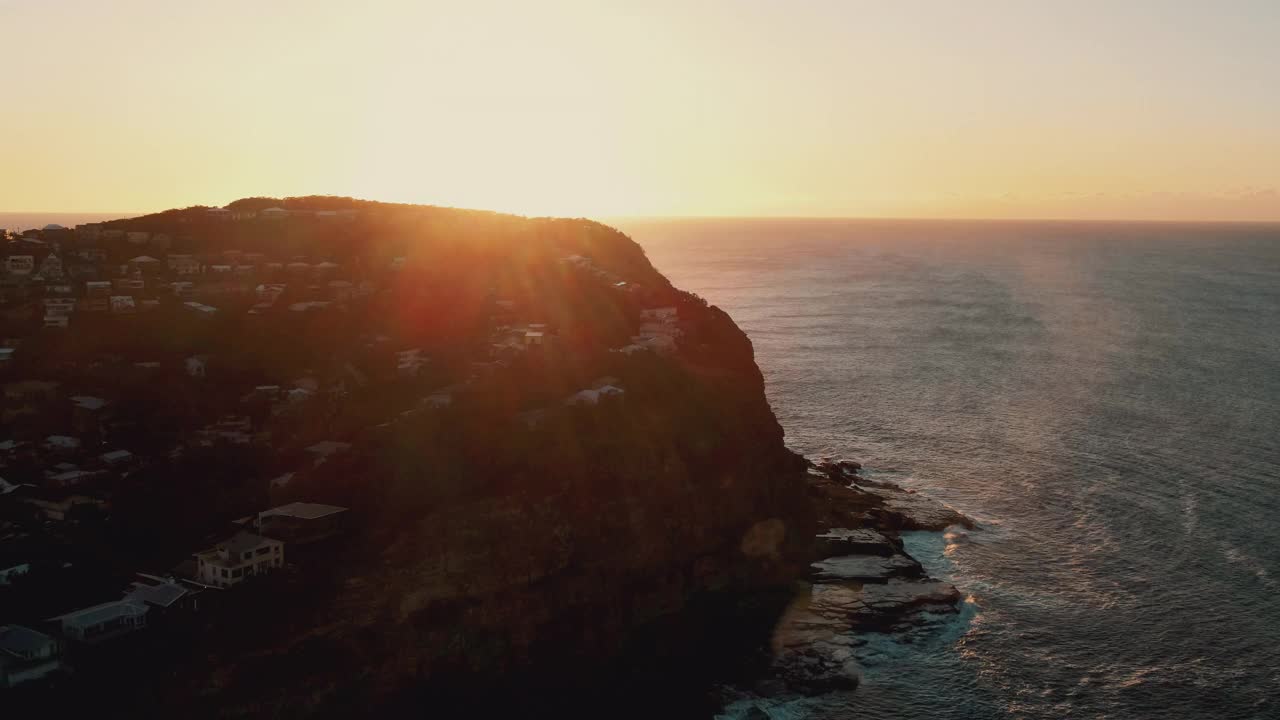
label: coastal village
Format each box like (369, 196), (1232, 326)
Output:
(0, 200), (688, 692)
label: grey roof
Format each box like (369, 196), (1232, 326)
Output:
(216, 530), (277, 557)
(305, 441), (350, 456)
(125, 581), (188, 608)
(53, 600), (148, 629)
(260, 502), (347, 521)
(70, 395), (107, 410)
(0, 625), (54, 655)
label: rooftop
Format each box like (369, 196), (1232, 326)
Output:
(125, 581), (189, 608)
(53, 599), (148, 629)
(260, 502), (347, 521)
(70, 395), (108, 410)
(0, 625), (55, 655)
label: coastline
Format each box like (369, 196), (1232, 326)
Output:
(719, 457), (974, 713)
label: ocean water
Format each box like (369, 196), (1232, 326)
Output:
(0, 211), (134, 233)
(618, 218), (1280, 720)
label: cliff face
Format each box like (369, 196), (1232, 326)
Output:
(253, 300), (814, 716)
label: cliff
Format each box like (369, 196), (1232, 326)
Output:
(29, 199), (816, 716)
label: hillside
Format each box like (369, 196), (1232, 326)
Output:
(1, 198), (817, 716)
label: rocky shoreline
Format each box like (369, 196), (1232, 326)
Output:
(730, 458), (974, 705)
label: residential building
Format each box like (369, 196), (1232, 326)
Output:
(0, 625), (62, 688)
(4, 255), (34, 275)
(52, 600), (148, 643)
(123, 574), (203, 613)
(305, 440), (350, 467)
(42, 297), (76, 317)
(256, 502), (349, 544)
(194, 531), (283, 588)
(110, 295), (137, 314)
(0, 563), (30, 585)
(167, 254), (203, 275)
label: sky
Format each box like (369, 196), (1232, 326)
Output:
(2, 0), (1278, 221)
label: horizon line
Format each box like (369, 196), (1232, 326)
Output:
(4, 209), (1280, 227)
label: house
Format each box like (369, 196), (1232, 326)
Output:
(24, 491), (105, 521)
(260, 207), (290, 220)
(564, 385), (624, 406)
(289, 301), (331, 312)
(47, 470), (95, 487)
(327, 279), (353, 301)
(110, 295), (137, 314)
(71, 395), (109, 435)
(52, 600), (148, 643)
(167, 254), (202, 275)
(194, 531), (283, 588)
(33, 253), (64, 280)
(99, 449), (133, 466)
(206, 207), (231, 220)
(125, 231), (151, 244)
(304, 441), (350, 467)
(0, 625), (62, 688)
(183, 301), (218, 316)
(395, 348), (428, 377)
(4, 255), (35, 275)
(42, 297), (76, 317)
(3, 380), (60, 419)
(123, 574), (203, 613)
(76, 223), (103, 241)
(186, 355), (208, 378)
(0, 562), (30, 585)
(42, 315), (70, 329)
(85, 279), (112, 297)
(255, 283), (287, 303)
(256, 502), (349, 544)
(640, 307), (678, 321)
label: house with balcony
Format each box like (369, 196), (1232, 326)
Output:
(194, 531), (283, 589)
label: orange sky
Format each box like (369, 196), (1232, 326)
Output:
(2, 0), (1278, 221)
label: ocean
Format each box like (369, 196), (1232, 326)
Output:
(0, 212), (135, 234)
(618, 218), (1280, 719)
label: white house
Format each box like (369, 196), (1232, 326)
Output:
(4, 255), (34, 275)
(125, 231), (151, 244)
(52, 600), (148, 643)
(167, 254), (203, 275)
(194, 531), (284, 588)
(43, 297), (77, 317)
(110, 295), (137, 314)
(0, 625), (62, 688)
(260, 207), (290, 219)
